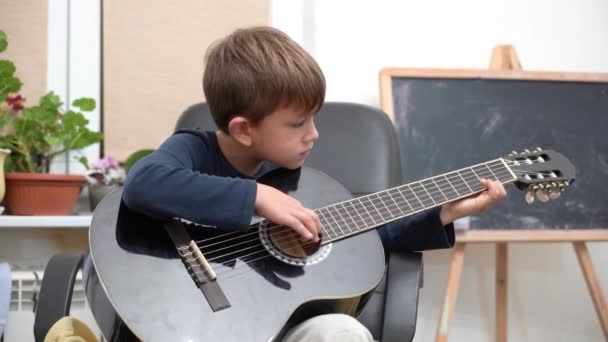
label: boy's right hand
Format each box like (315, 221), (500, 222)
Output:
(255, 184), (321, 242)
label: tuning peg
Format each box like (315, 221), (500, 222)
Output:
(549, 189), (561, 200)
(536, 190), (549, 202)
(525, 189), (535, 204)
(535, 147), (543, 152)
(524, 149), (531, 153)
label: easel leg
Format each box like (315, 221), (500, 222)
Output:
(573, 242), (608, 339)
(496, 243), (508, 342)
(436, 242), (466, 342)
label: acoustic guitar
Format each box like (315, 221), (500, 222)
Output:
(85, 148), (575, 341)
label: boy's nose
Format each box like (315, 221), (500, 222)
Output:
(307, 122), (319, 142)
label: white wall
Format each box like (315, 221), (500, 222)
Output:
(272, 1), (608, 341)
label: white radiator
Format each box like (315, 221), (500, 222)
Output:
(10, 270), (86, 312)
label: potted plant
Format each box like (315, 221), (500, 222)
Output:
(0, 30), (103, 215)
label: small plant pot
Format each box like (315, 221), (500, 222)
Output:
(5, 173), (86, 215)
(88, 184), (120, 212)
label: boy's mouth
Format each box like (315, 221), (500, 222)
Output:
(299, 149), (312, 158)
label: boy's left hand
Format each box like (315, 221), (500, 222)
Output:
(440, 179), (507, 225)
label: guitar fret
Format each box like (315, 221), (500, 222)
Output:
(385, 190), (406, 217)
(344, 200), (369, 230)
(324, 206), (346, 236)
(318, 208), (338, 240)
(423, 178), (448, 203)
(482, 163), (498, 181)
(446, 173), (465, 197)
(418, 181), (437, 205)
(431, 177), (450, 202)
(377, 191), (402, 218)
(367, 194), (391, 221)
(354, 198), (378, 226)
(399, 185), (425, 211)
(409, 183), (434, 207)
(456, 170), (474, 193)
(470, 166), (482, 180)
(461, 169), (482, 192)
(374, 193), (396, 220)
(438, 174), (459, 199)
(489, 160), (513, 182)
(337, 203), (358, 233)
(329, 204), (347, 236)
(358, 196), (383, 223)
(388, 188), (414, 214)
(332, 205), (350, 235)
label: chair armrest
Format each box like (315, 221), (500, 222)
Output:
(381, 251), (423, 342)
(33, 254), (84, 342)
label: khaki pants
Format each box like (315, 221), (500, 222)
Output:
(282, 314), (374, 342)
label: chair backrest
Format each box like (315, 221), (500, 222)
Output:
(175, 102), (217, 132)
(174, 102), (401, 196)
(305, 102), (401, 195)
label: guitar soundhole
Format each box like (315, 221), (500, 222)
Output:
(268, 225), (321, 258)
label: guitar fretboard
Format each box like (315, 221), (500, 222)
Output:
(315, 159), (516, 243)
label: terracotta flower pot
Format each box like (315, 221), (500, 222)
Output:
(4, 173), (86, 215)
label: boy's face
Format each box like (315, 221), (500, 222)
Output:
(249, 105), (319, 169)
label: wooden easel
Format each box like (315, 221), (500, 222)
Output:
(435, 45), (608, 342)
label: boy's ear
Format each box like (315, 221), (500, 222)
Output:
(227, 116), (253, 146)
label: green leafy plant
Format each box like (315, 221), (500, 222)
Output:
(0, 30), (103, 173)
(124, 149), (155, 174)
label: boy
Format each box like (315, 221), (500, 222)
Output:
(122, 26), (506, 341)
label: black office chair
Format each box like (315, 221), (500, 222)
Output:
(175, 102), (424, 342)
(35, 102), (424, 342)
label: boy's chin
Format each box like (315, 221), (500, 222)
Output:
(277, 159), (306, 170)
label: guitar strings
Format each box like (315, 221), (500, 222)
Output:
(189, 158), (518, 249)
(191, 158), (550, 254)
(189, 158), (551, 250)
(186, 164), (510, 258)
(183, 165), (541, 279)
(185, 162), (550, 267)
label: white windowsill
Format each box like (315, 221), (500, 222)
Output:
(0, 214), (92, 228)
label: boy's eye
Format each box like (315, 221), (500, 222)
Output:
(292, 120), (306, 127)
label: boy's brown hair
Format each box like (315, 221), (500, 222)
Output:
(203, 26), (326, 133)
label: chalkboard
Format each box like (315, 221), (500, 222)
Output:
(380, 69), (608, 230)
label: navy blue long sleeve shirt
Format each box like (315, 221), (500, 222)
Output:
(122, 130), (455, 253)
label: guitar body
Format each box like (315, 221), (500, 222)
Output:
(86, 167), (386, 341)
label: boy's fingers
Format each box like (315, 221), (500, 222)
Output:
(481, 179), (507, 201)
(305, 208), (321, 236)
(293, 210), (319, 242)
(285, 216), (314, 241)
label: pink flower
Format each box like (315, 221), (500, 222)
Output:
(106, 156), (120, 170)
(88, 155), (126, 186)
(91, 159), (105, 170)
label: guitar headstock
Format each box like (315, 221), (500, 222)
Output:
(502, 148), (576, 204)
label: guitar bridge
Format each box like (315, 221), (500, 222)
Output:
(165, 221), (231, 312)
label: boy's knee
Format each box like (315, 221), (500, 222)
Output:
(282, 313), (373, 342)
